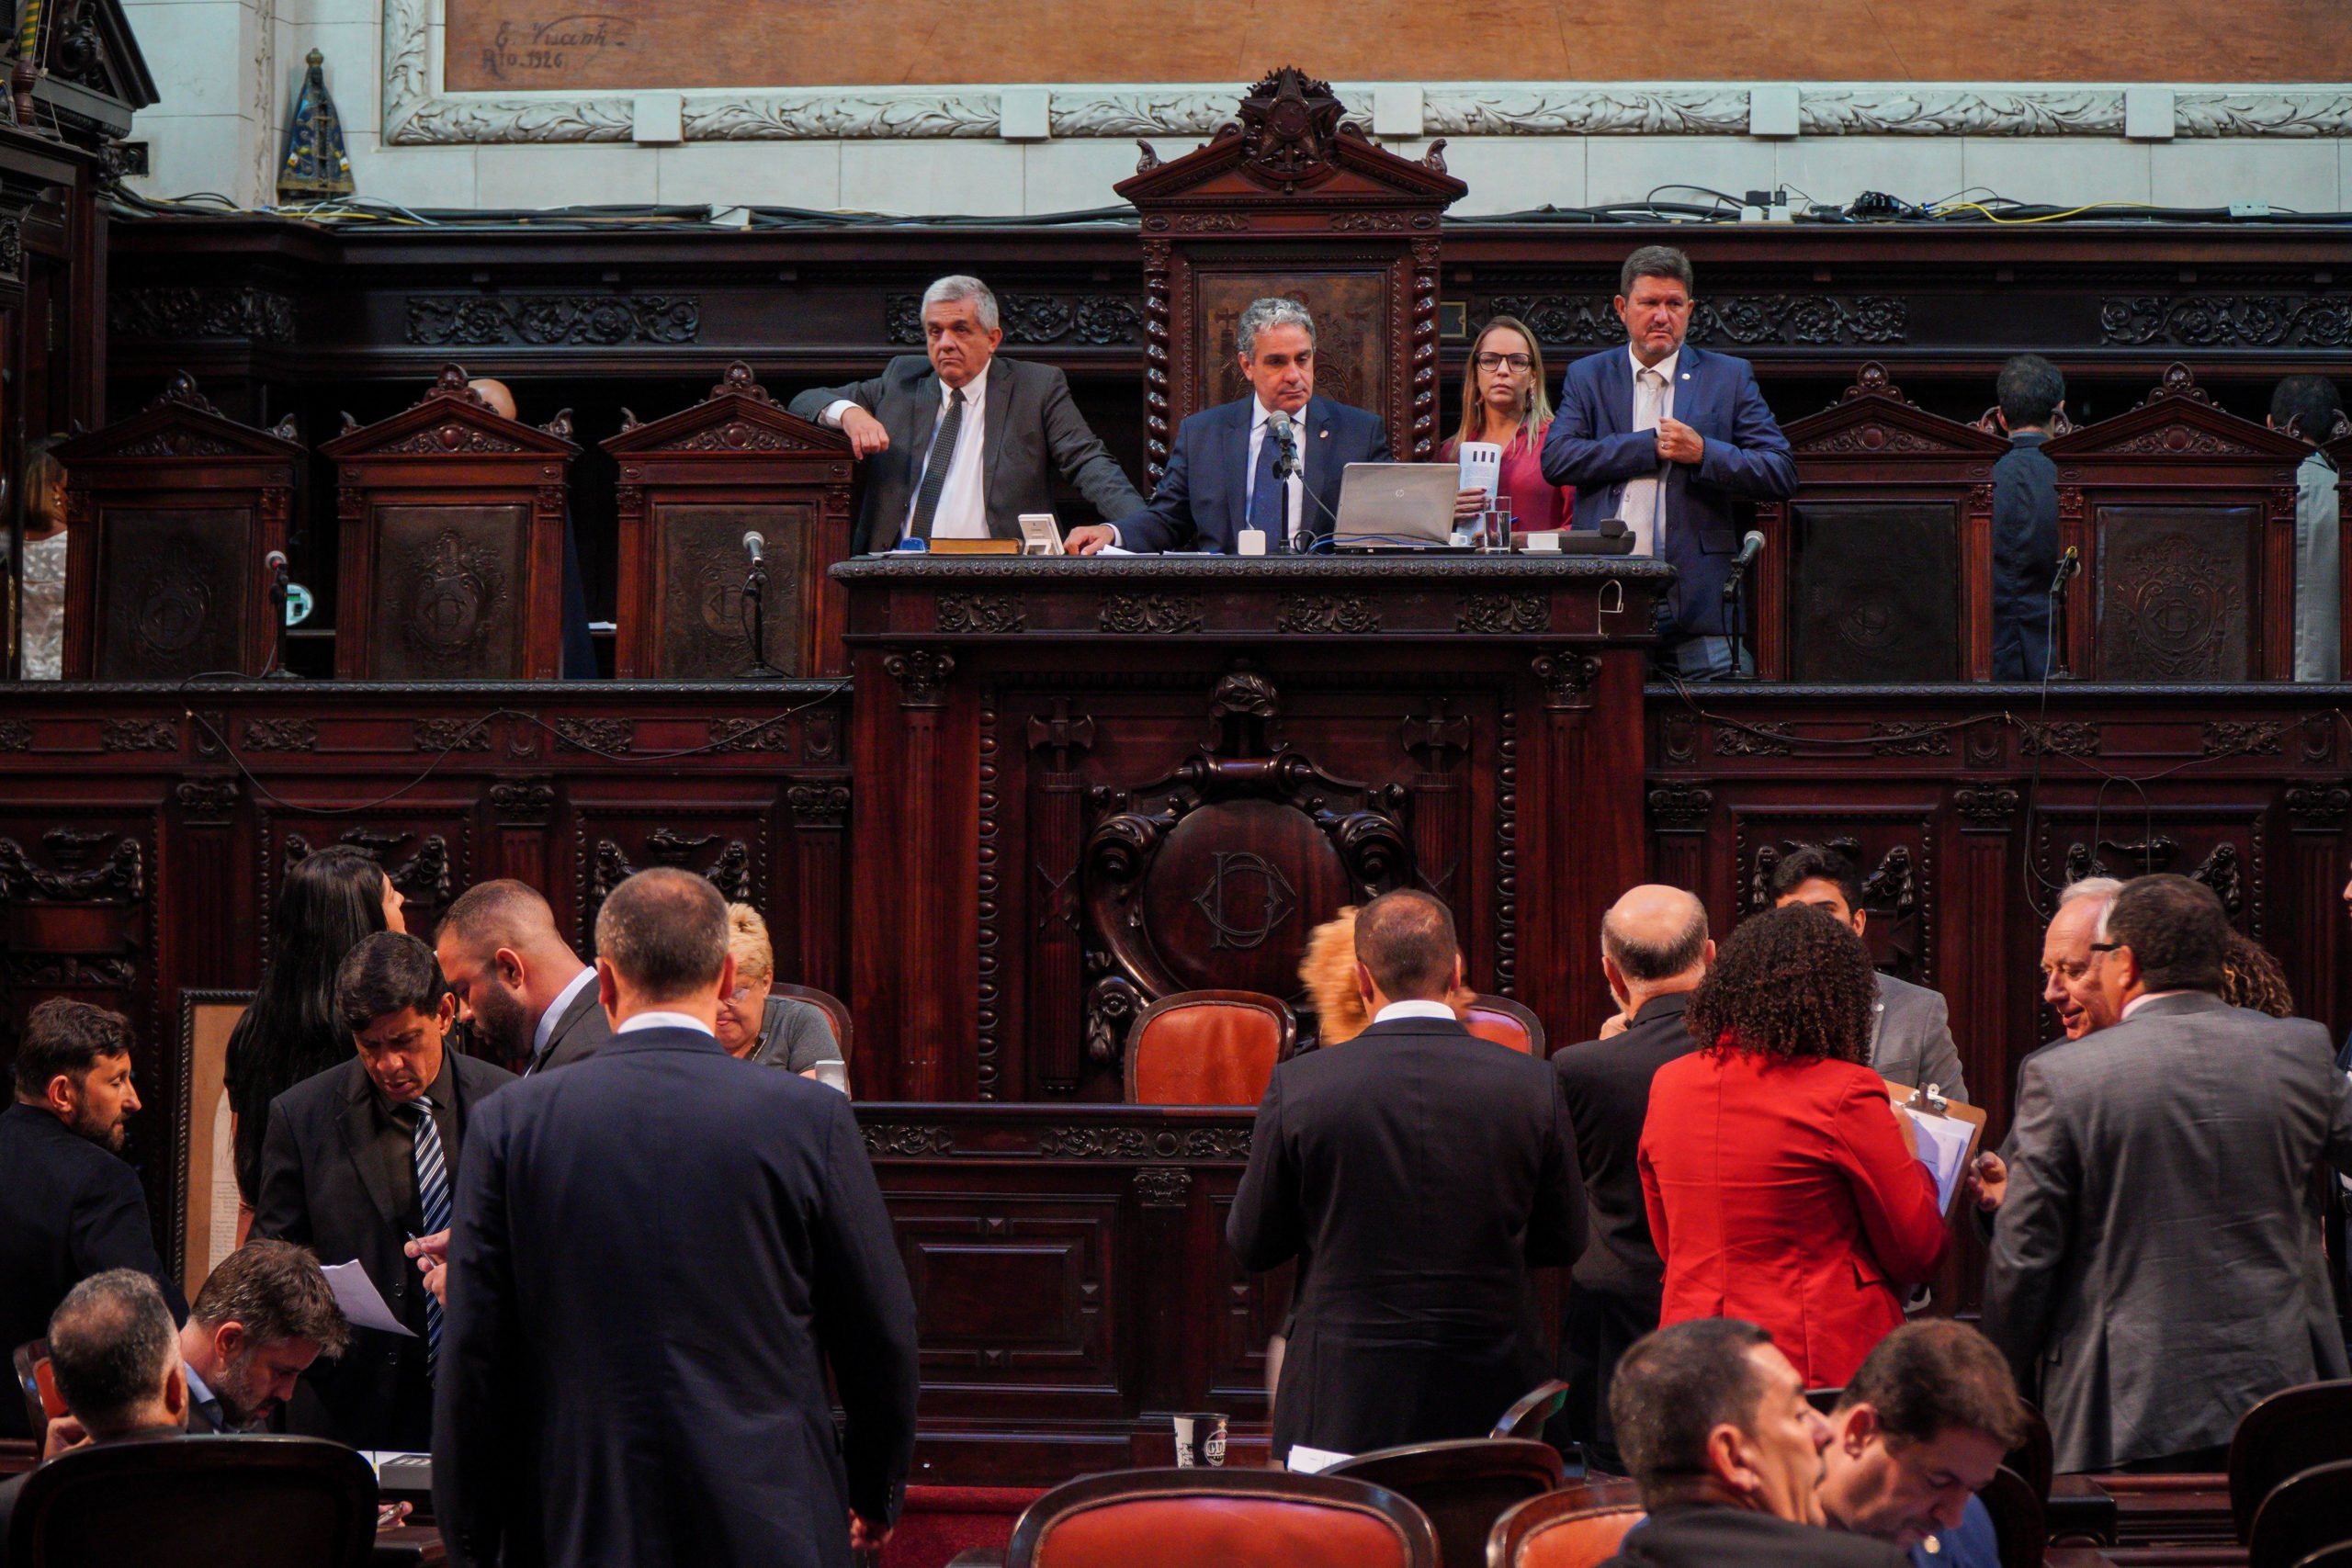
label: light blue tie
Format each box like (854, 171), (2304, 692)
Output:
(407, 1098), (450, 1374)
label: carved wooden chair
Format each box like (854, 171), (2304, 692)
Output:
(775, 981), (854, 1066)
(1487, 1493), (1645, 1568)
(1490, 1380), (1571, 1441)
(2249, 1460), (2352, 1568)
(1324, 1438), (1564, 1568)
(2231, 1380), (2352, 1541)
(1125, 990), (1296, 1107)
(1976, 1465), (2047, 1568)
(1003, 1466), (1439, 1568)
(6, 1434), (378, 1567)
(1463, 995), (1546, 1056)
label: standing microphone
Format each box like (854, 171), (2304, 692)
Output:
(2049, 545), (2080, 593)
(265, 548), (289, 577)
(1720, 530), (1766, 602)
(741, 530), (765, 566)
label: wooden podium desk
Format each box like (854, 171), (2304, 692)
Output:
(835, 554), (1675, 1103)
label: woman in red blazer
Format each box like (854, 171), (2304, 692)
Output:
(1639, 904), (1949, 1388)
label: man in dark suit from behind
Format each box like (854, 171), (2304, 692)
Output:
(435, 868), (919, 1568)
(0, 998), (185, 1439)
(176, 1238), (350, 1435)
(434, 878), (612, 1078)
(1984, 874), (2352, 1472)
(1068, 296), (1391, 556)
(789, 274), (1144, 553)
(1228, 889), (1585, 1463)
(1597, 1319), (1907, 1568)
(254, 932), (510, 1450)
(0, 1270), (191, 1560)
(1553, 885), (1713, 1472)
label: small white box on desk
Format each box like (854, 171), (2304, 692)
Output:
(1237, 529), (1268, 557)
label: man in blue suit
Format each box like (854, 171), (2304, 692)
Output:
(1069, 297), (1388, 554)
(1541, 245), (1798, 676)
(434, 867), (918, 1568)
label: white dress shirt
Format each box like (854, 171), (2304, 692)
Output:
(822, 362), (991, 541)
(1246, 399), (1307, 545)
(1623, 345), (1679, 558)
(1372, 998), (1458, 1024)
(616, 1010), (715, 1037)
(532, 964), (600, 1064)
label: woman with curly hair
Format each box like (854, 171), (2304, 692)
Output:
(2220, 929), (2295, 1019)
(1638, 903), (1948, 1386)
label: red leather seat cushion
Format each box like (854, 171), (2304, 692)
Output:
(1036, 1495), (1410, 1568)
(1464, 1009), (1533, 1054)
(1132, 1004), (1282, 1105)
(1517, 1508), (1644, 1568)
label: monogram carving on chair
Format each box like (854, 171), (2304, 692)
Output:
(2101, 525), (2248, 681)
(130, 544), (216, 659)
(399, 529), (512, 667)
(1079, 671), (1410, 1063)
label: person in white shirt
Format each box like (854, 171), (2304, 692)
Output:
(787, 275), (1143, 553)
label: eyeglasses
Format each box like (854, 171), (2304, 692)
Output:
(2087, 942), (2120, 954)
(1474, 353), (1533, 372)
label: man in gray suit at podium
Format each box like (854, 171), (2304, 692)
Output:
(1769, 844), (1967, 1100)
(789, 275), (1144, 554)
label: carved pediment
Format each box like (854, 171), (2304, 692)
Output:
(321, 363), (580, 460)
(10, 0), (158, 143)
(1117, 66), (1465, 214)
(57, 372), (302, 466)
(601, 360), (846, 457)
(1783, 365), (2005, 458)
(2047, 365), (2307, 464)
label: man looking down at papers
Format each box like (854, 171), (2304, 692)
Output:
(254, 931), (514, 1450)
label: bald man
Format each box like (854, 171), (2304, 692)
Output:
(1552, 885), (1713, 1472)
(435, 879), (614, 1078)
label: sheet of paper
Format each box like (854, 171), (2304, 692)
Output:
(322, 1260), (415, 1337)
(1905, 1110), (1973, 1213)
(1457, 441), (1502, 506)
(1286, 1445), (1352, 1474)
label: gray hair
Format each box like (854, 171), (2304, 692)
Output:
(922, 275), (1000, 333)
(2058, 875), (2124, 917)
(1238, 297), (1316, 359)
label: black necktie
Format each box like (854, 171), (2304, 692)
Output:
(908, 389), (967, 541)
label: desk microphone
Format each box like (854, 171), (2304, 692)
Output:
(1720, 530), (1766, 602)
(742, 530), (765, 567)
(1266, 408), (1300, 478)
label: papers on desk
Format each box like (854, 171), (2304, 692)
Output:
(1904, 1109), (1975, 1213)
(1286, 1445), (1352, 1474)
(322, 1260), (414, 1337)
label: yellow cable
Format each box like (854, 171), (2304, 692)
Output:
(1932, 199), (2151, 224)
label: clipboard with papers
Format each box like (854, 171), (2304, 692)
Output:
(1883, 1077), (1987, 1216)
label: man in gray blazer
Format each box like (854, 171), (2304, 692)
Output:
(789, 275), (1144, 555)
(1770, 846), (1967, 1100)
(1983, 874), (2352, 1472)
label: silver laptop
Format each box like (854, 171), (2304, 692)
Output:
(1333, 463), (1462, 548)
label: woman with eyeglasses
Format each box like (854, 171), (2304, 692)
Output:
(1442, 316), (1573, 532)
(717, 902), (848, 1091)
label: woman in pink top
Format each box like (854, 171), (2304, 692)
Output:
(1638, 904), (1949, 1388)
(1441, 316), (1573, 533)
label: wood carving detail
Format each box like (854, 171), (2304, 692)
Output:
(243, 718), (318, 753)
(99, 719), (178, 752)
(406, 295), (700, 346)
(0, 832), (145, 902)
(1099, 593), (1203, 635)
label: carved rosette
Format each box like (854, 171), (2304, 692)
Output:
(1273, 593), (1381, 635)
(553, 717), (635, 754)
(1951, 785), (2020, 829)
(2201, 721), (2285, 758)
(1031, 1123), (1252, 1160)
(1099, 593), (1203, 635)
(862, 1123), (956, 1157)
(1647, 782), (1714, 831)
(99, 719), (178, 753)
(1868, 722), (1950, 760)
(936, 592), (1026, 634)
(414, 717), (493, 752)
(1714, 723), (1797, 758)
(882, 647), (957, 707)
(707, 717), (797, 754)
(1456, 593), (1548, 635)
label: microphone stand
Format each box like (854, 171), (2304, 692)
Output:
(2046, 553), (2078, 680)
(736, 549), (787, 681)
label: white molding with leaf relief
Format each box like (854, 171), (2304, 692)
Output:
(380, 0), (2352, 146)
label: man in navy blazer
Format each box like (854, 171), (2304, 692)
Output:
(1069, 297), (1388, 554)
(434, 868), (918, 1568)
(1541, 245), (1797, 676)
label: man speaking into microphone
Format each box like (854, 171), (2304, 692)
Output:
(1542, 246), (1797, 677)
(1069, 298), (1387, 555)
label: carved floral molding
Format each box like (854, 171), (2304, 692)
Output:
(375, 3), (2352, 151)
